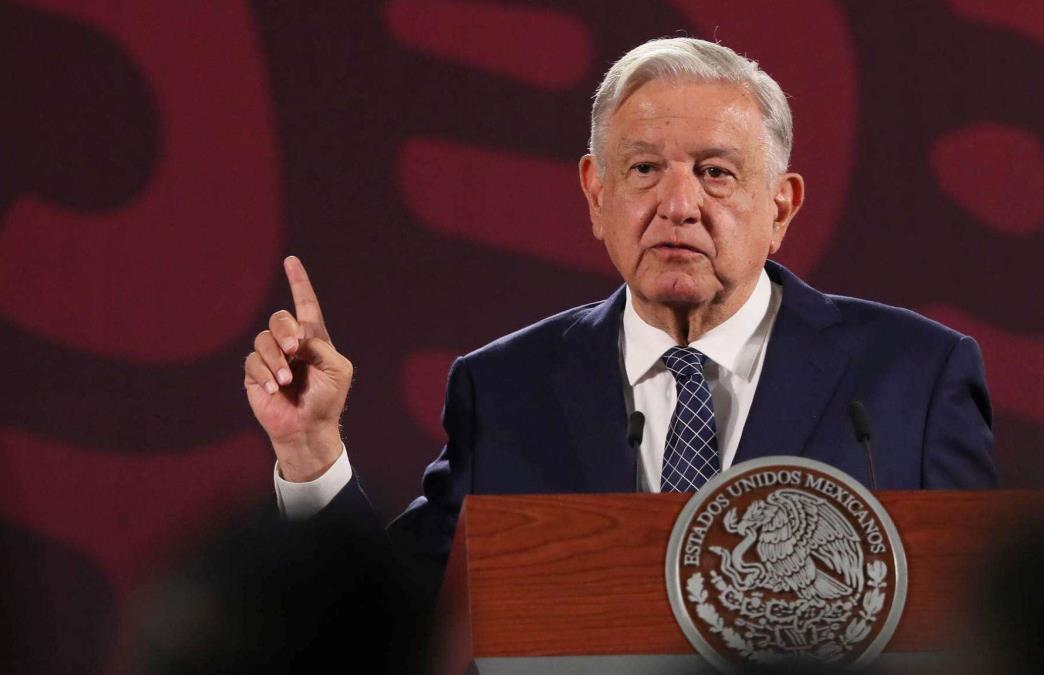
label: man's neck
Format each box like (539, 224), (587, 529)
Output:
(630, 278), (759, 345)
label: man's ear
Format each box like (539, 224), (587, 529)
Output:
(579, 154), (606, 240)
(768, 172), (805, 255)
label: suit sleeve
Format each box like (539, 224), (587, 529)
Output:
(922, 335), (998, 488)
(385, 355), (476, 596)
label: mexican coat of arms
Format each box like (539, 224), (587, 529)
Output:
(666, 456), (907, 671)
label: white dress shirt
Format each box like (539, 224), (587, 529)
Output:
(275, 270), (781, 517)
(622, 269), (781, 491)
(275, 446), (352, 521)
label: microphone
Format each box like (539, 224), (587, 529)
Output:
(627, 411), (645, 449)
(848, 400), (878, 490)
(627, 411), (646, 491)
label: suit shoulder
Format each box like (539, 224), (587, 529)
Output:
(770, 262), (968, 350)
(460, 298), (609, 368)
(825, 293), (967, 349)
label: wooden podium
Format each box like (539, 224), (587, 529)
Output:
(430, 491), (1043, 674)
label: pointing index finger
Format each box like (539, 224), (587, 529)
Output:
(284, 256), (329, 338)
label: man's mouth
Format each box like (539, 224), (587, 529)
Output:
(651, 242), (705, 256)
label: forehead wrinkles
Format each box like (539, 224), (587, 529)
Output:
(625, 80), (757, 120)
(607, 95), (772, 177)
(611, 118), (758, 164)
(613, 86), (762, 144)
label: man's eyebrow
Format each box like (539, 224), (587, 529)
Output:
(618, 140), (661, 155)
(696, 146), (745, 164)
(616, 141), (746, 165)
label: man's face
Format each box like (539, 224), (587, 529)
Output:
(580, 78), (803, 319)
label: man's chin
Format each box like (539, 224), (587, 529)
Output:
(638, 277), (723, 308)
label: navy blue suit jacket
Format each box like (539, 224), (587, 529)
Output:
(328, 261), (996, 592)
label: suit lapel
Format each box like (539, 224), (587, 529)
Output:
(550, 287), (636, 492)
(735, 263), (851, 462)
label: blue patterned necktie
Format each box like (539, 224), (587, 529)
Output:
(660, 346), (720, 492)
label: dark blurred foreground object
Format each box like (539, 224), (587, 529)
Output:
(969, 517), (1044, 674)
(126, 504), (429, 674)
(0, 521), (116, 674)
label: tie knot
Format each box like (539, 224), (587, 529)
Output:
(662, 346), (707, 382)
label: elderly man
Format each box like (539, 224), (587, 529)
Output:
(244, 38), (995, 592)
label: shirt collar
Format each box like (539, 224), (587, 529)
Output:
(622, 269), (774, 386)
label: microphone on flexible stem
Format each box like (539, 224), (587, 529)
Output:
(627, 411), (646, 491)
(848, 400), (878, 490)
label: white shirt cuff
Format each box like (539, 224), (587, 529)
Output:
(273, 443), (353, 521)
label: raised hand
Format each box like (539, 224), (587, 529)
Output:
(244, 256), (353, 481)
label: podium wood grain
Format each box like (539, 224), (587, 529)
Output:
(432, 491), (1043, 662)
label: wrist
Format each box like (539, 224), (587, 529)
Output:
(272, 426), (343, 483)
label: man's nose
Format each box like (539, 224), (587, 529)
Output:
(657, 166), (703, 225)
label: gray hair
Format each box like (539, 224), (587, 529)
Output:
(589, 37), (793, 175)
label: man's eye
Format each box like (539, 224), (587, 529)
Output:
(632, 163), (656, 175)
(700, 166), (732, 179)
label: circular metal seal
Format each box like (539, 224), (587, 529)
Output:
(665, 456), (907, 671)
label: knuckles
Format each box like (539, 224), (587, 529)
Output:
(244, 325), (353, 389)
(270, 309), (294, 327)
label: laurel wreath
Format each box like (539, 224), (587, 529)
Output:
(687, 572), (757, 659)
(686, 558), (889, 663)
(841, 559), (888, 648)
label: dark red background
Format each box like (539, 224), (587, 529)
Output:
(1, 1), (1040, 672)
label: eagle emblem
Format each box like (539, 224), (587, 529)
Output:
(712, 489), (864, 601)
